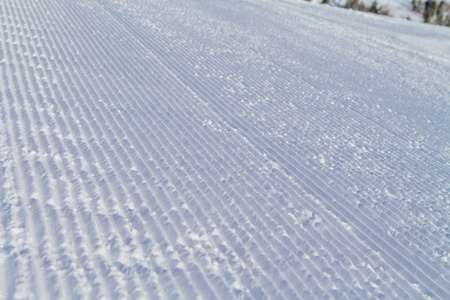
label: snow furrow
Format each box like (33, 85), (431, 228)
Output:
(1, 0), (449, 299)
(94, 0), (449, 298)
(89, 2), (362, 298)
(77, 2), (340, 298)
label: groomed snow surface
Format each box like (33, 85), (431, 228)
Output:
(1, 0), (449, 299)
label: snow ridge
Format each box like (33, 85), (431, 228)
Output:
(0, 0), (449, 299)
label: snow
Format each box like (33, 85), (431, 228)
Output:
(1, 0), (449, 299)
(308, 0), (450, 23)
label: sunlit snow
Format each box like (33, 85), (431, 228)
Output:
(0, 0), (449, 299)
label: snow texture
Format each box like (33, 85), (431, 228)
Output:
(0, 0), (449, 299)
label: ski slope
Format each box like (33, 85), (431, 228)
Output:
(1, 0), (449, 299)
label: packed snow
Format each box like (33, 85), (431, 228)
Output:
(0, 0), (449, 299)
